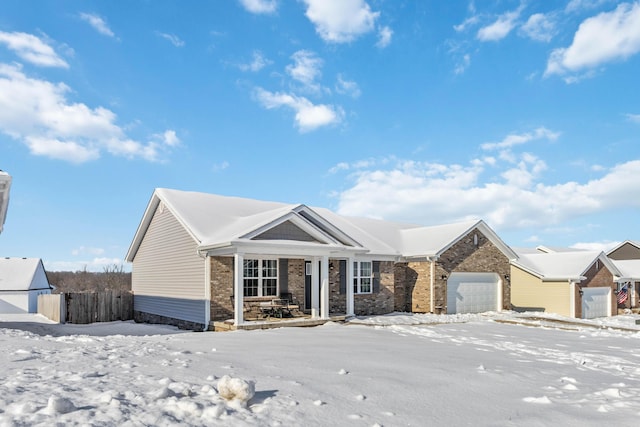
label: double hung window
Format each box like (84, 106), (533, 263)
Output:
(243, 259), (278, 297)
(353, 261), (372, 294)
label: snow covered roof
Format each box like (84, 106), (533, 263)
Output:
(611, 259), (640, 281)
(607, 240), (640, 256)
(126, 188), (518, 261)
(512, 251), (620, 281)
(0, 258), (51, 291)
(0, 170), (11, 234)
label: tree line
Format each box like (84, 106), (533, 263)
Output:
(47, 264), (131, 293)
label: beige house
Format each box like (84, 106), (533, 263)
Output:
(511, 250), (620, 319)
(126, 189), (516, 330)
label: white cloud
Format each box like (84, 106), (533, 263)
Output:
(302, 0), (380, 43)
(156, 32), (185, 47)
(333, 155), (640, 231)
(155, 130), (181, 147)
(454, 54), (471, 75)
(481, 127), (560, 151)
(238, 0), (278, 14)
(253, 87), (343, 132)
(627, 113), (640, 123)
(212, 161), (230, 172)
(545, 2), (640, 78)
(79, 12), (115, 38)
(71, 246), (105, 256)
(0, 31), (68, 68)
(376, 26), (393, 48)
(454, 15), (480, 33)
(335, 74), (361, 98)
(565, 0), (613, 13)
(570, 241), (619, 251)
(238, 51), (272, 72)
(0, 63), (176, 163)
(520, 13), (556, 42)
(477, 7), (523, 42)
(286, 50), (324, 94)
(46, 257), (127, 273)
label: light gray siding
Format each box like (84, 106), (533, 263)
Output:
(131, 204), (206, 324)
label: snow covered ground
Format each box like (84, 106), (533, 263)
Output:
(1, 311), (640, 426)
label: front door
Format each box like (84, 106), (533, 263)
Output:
(304, 261), (321, 311)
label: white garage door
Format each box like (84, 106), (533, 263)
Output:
(581, 287), (611, 319)
(447, 272), (500, 314)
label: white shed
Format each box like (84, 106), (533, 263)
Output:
(0, 258), (53, 313)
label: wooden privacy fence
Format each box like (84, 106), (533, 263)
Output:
(38, 291), (133, 324)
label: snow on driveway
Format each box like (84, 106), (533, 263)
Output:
(1, 312), (640, 426)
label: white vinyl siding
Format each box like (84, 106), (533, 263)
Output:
(131, 204), (206, 324)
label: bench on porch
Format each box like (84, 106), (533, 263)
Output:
(233, 295), (302, 321)
(258, 298), (300, 319)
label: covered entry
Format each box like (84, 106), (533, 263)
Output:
(581, 287), (611, 319)
(447, 272), (500, 314)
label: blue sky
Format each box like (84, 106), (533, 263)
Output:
(1, 0), (639, 271)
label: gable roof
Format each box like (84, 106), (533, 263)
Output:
(126, 189), (367, 261)
(0, 258), (51, 291)
(126, 188), (518, 262)
(610, 259), (640, 281)
(512, 251), (620, 282)
(607, 240), (640, 260)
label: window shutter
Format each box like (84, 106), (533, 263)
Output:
(339, 260), (347, 294)
(279, 258), (288, 294)
(373, 261), (381, 293)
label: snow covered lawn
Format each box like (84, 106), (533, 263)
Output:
(1, 312), (640, 426)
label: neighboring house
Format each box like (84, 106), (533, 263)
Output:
(126, 189), (516, 330)
(608, 241), (640, 311)
(607, 240), (640, 260)
(0, 258), (53, 313)
(0, 170), (10, 234)
(510, 251), (620, 319)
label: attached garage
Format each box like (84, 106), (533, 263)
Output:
(581, 287), (611, 319)
(447, 272), (501, 314)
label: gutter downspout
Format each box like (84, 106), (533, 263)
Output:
(569, 280), (576, 318)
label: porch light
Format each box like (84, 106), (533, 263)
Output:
(441, 274), (448, 280)
(579, 289), (584, 296)
(504, 274), (510, 281)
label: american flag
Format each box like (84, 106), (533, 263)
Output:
(617, 285), (628, 304)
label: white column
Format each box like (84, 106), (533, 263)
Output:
(497, 277), (503, 313)
(346, 257), (355, 317)
(311, 257), (320, 319)
(429, 259), (435, 313)
(320, 256), (329, 319)
(569, 280), (576, 318)
(234, 253), (244, 326)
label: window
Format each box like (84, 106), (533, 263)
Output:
(243, 258), (278, 297)
(353, 261), (372, 294)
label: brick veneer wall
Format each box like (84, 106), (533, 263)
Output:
(210, 256), (234, 322)
(396, 229), (511, 314)
(436, 229), (511, 313)
(575, 262), (616, 318)
(287, 259), (305, 307)
(329, 260), (395, 316)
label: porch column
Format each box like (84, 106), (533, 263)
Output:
(311, 256), (320, 319)
(346, 257), (355, 316)
(320, 255), (329, 319)
(234, 253), (244, 326)
(569, 280), (576, 318)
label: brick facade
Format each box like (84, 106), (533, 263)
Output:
(396, 229), (511, 314)
(575, 262), (616, 318)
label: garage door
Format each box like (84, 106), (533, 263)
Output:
(581, 287), (611, 319)
(447, 272), (500, 314)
